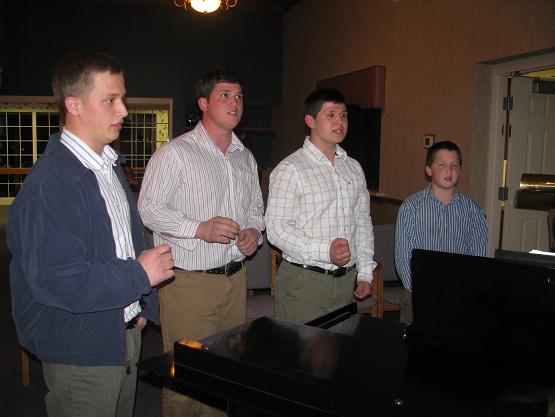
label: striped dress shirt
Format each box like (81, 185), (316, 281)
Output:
(394, 184), (488, 291)
(265, 138), (376, 283)
(138, 122), (265, 270)
(60, 128), (141, 322)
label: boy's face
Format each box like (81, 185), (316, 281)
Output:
(305, 101), (348, 149)
(198, 82), (243, 132)
(425, 149), (461, 191)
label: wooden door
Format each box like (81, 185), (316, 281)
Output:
(501, 76), (555, 251)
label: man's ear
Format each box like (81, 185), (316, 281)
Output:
(425, 166), (432, 177)
(198, 97), (208, 112)
(65, 96), (80, 116)
(304, 114), (315, 129)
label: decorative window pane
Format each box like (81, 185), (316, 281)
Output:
(0, 98), (171, 203)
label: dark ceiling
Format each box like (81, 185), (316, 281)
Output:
(70, 0), (302, 13)
(232, 0), (301, 12)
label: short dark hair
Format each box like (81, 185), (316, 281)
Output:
(305, 88), (346, 117)
(196, 67), (242, 100)
(425, 140), (462, 167)
(51, 52), (123, 116)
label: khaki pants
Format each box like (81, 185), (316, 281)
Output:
(275, 260), (357, 324)
(159, 268), (247, 417)
(43, 325), (141, 417)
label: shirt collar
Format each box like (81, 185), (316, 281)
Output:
(303, 137), (347, 163)
(196, 122), (245, 153)
(425, 183), (461, 204)
(60, 128), (118, 173)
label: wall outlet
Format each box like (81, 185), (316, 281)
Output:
(423, 134), (435, 148)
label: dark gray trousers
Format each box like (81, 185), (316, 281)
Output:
(42, 325), (141, 417)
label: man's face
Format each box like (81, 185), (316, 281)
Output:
(200, 82), (243, 132)
(72, 71), (128, 153)
(425, 149), (461, 191)
(306, 101), (348, 148)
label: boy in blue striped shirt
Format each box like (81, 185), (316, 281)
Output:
(395, 140), (488, 324)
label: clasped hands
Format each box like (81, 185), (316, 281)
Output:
(330, 238), (371, 300)
(196, 216), (260, 256)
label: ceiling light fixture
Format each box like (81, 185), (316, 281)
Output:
(173, 0), (237, 14)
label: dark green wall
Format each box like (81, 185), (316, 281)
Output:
(0, 0), (283, 137)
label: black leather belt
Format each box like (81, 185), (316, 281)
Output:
(287, 260), (356, 278)
(193, 261), (243, 277)
(125, 316), (140, 329)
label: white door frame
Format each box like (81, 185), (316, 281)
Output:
(484, 52), (555, 256)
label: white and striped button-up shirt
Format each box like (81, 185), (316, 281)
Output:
(394, 184), (488, 291)
(138, 122), (265, 270)
(265, 138), (376, 283)
(61, 128), (141, 322)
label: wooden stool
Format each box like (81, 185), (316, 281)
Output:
(383, 286), (402, 313)
(270, 247), (282, 296)
(21, 347), (30, 386)
(357, 261), (384, 318)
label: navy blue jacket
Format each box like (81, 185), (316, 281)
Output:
(8, 133), (158, 366)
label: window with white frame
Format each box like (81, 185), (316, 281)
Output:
(0, 96), (172, 203)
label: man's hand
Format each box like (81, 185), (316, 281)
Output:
(195, 216), (240, 244)
(137, 316), (147, 330)
(138, 244), (174, 287)
(236, 228), (261, 256)
(330, 238), (351, 266)
(354, 281), (372, 300)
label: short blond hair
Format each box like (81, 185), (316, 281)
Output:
(51, 52), (123, 118)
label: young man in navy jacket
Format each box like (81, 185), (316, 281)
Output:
(8, 53), (174, 417)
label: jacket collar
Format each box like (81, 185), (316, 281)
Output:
(43, 132), (123, 182)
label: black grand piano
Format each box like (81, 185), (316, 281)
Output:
(140, 249), (555, 417)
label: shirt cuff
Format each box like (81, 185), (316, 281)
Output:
(182, 219), (201, 239)
(356, 260), (377, 283)
(308, 239), (332, 264)
(356, 274), (373, 284)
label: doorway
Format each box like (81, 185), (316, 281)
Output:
(484, 52), (555, 254)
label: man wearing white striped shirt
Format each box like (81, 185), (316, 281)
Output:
(266, 88), (376, 323)
(8, 53), (174, 417)
(395, 140), (488, 324)
(138, 68), (265, 417)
